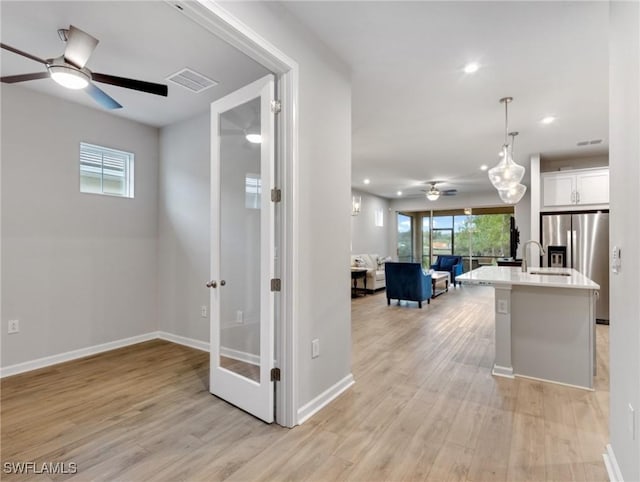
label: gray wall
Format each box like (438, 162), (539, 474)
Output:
(609, 1), (640, 480)
(157, 112), (210, 344)
(220, 1), (353, 409)
(1, 85), (159, 367)
(351, 189), (391, 256)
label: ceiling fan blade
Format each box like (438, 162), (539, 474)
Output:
(63, 25), (99, 69)
(0, 72), (50, 83)
(442, 189), (458, 196)
(1, 43), (48, 65)
(86, 83), (122, 110)
(92, 72), (168, 97)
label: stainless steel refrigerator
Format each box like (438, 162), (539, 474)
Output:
(540, 211), (609, 322)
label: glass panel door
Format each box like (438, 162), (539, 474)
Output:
(422, 216), (431, 269)
(209, 75), (275, 423)
(432, 215), (453, 264)
(397, 213), (413, 261)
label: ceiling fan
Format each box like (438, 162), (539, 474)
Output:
(421, 181), (458, 201)
(0, 25), (168, 110)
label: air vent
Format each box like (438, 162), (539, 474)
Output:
(166, 68), (218, 93)
(577, 139), (603, 147)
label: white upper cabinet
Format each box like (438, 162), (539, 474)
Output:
(542, 168), (609, 208)
(575, 169), (610, 205)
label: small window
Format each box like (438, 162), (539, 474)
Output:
(80, 142), (134, 198)
(374, 208), (384, 227)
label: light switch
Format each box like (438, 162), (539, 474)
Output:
(497, 300), (508, 314)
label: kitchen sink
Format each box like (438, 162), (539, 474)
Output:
(529, 271), (571, 277)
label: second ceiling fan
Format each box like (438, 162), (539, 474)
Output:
(423, 181), (458, 201)
(0, 25), (168, 109)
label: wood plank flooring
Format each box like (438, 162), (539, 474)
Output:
(1, 285), (609, 481)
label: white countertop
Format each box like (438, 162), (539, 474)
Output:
(456, 266), (600, 290)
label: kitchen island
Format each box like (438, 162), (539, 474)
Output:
(456, 266), (600, 390)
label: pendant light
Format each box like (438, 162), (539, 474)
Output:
(488, 97), (525, 190)
(497, 132), (527, 204)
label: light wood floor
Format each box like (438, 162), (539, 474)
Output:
(1, 286), (609, 481)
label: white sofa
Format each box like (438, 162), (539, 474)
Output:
(351, 253), (387, 292)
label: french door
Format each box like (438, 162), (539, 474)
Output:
(209, 74), (276, 423)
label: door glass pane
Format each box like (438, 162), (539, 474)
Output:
(422, 216), (430, 269)
(397, 213), (412, 261)
(219, 97), (261, 383)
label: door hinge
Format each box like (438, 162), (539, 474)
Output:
(271, 188), (282, 202)
(271, 100), (281, 114)
(270, 278), (281, 292)
(270, 367), (281, 382)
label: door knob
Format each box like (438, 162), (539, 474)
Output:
(206, 280), (217, 288)
(220, 280), (226, 286)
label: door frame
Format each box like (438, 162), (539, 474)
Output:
(169, 0), (299, 427)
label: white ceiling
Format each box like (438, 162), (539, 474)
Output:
(0, 1), (269, 128)
(282, 1), (609, 199)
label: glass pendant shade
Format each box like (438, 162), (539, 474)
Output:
(488, 144), (525, 190)
(498, 183), (527, 204)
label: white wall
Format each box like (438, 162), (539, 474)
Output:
(351, 189), (390, 256)
(219, 1), (352, 410)
(1, 85), (159, 367)
(157, 112), (211, 344)
(609, 1), (640, 480)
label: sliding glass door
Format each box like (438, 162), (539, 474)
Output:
(397, 213), (413, 261)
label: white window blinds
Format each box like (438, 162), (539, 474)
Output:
(80, 142), (134, 198)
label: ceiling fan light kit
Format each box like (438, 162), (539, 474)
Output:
(47, 62), (89, 90)
(426, 188), (440, 201)
(488, 97), (526, 204)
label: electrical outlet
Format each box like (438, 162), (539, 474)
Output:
(312, 338), (320, 358)
(8, 320), (19, 334)
(497, 300), (508, 314)
(236, 310), (244, 323)
(201, 306), (208, 318)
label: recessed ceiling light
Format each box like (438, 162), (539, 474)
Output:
(363, 178), (371, 185)
(245, 134), (262, 144)
(541, 116), (556, 125)
(480, 164), (488, 171)
(397, 191), (403, 196)
(463, 62), (480, 74)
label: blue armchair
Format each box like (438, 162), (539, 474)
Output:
(430, 255), (464, 286)
(384, 262), (432, 308)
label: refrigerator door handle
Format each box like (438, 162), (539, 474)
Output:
(566, 230), (572, 268)
(572, 230), (577, 269)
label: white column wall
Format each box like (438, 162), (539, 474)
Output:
(608, 1), (640, 480)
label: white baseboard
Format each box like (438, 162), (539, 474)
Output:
(0, 332), (157, 378)
(220, 346), (259, 366)
(157, 331), (209, 352)
(297, 373), (355, 424)
(1, 331), (212, 378)
(603, 443), (624, 482)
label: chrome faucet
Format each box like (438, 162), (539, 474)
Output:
(521, 240), (546, 272)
